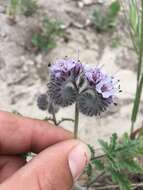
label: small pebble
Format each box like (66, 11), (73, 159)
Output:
(78, 1), (84, 8)
(82, 0), (93, 5)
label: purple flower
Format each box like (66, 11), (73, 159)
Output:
(84, 66), (104, 85)
(84, 65), (118, 99)
(96, 76), (118, 99)
(51, 58), (82, 80)
(78, 65), (119, 116)
(48, 57), (83, 107)
(47, 57), (120, 114)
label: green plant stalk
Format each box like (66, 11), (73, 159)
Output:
(73, 80), (80, 139)
(121, 0), (143, 53)
(57, 118), (74, 125)
(119, 0), (138, 53)
(131, 74), (143, 136)
(74, 101), (79, 139)
(51, 104), (58, 126)
(137, 0), (143, 82)
(130, 0), (143, 135)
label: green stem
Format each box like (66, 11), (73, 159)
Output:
(137, 0), (143, 82)
(51, 104), (58, 125)
(130, 0), (143, 136)
(120, 0), (138, 53)
(74, 101), (79, 139)
(57, 118), (74, 125)
(130, 121), (134, 137)
(131, 74), (143, 136)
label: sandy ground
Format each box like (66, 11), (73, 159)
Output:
(0, 0), (143, 149)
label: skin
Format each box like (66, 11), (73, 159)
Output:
(0, 111), (81, 190)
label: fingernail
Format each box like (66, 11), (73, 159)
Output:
(68, 143), (91, 181)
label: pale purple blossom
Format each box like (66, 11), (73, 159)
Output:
(84, 66), (118, 99)
(96, 76), (118, 98)
(47, 57), (120, 115)
(51, 58), (82, 80)
(84, 66), (104, 85)
(48, 57), (83, 107)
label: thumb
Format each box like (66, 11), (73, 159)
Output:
(0, 140), (91, 190)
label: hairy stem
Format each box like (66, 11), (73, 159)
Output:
(51, 104), (58, 125)
(74, 101), (79, 139)
(57, 118), (74, 125)
(73, 80), (80, 139)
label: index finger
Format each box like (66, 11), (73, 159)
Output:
(0, 111), (72, 154)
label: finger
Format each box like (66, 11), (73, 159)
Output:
(0, 111), (72, 154)
(0, 156), (26, 183)
(0, 140), (91, 190)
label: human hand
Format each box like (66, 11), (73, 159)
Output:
(0, 111), (90, 190)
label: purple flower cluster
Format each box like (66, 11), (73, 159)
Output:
(51, 58), (82, 80)
(47, 57), (120, 116)
(85, 66), (104, 85)
(48, 57), (83, 107)
(85, 66), (118, 99)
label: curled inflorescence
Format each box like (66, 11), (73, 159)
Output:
(48, 58), (83, 107)
(37, 93), (59, 114)
(79, 66), (119, 116)
(37, 57), (120, 116)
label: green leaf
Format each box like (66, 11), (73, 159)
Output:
(109, 133), (118, 151)
(92, 8), (105, 32)
(129, 0), (139, 34)
(106, 0), (121, 25)
(110, 170), (131, 190)
(98, 139), (109, 154)
(88, 144), (95, 159)
(92, 160), (104, 171)
(92, 0), (120, 32)
(20, 0), (38, 17)
(90, 133), (143, 190)
(85, 163), (93, 177)
(30, 16), (63, 53)
(121, 159), (143, 173)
